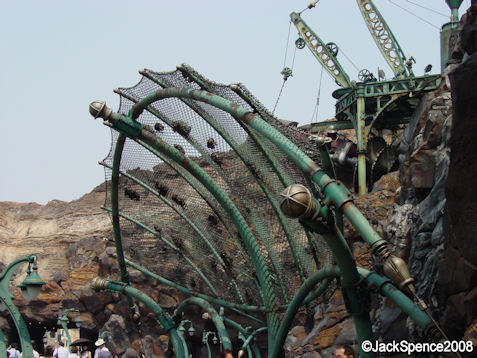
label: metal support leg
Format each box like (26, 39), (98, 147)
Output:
(356, 96), (367, 195)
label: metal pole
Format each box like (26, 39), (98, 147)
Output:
(0, 256), (40, 358)
(172, 297), (232, 350)
(356, 95), (367, 195)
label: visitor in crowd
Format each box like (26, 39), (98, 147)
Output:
(7, 343), (21, 358)
(68, 346), (80, 358)
(43, 345), (55, 358)
(216, 348), (234, 358)
(333, 345), (355, 358)
(94, 339), (109, 358)
(19, 340), (39, 358)
(53, 341), (69, 358)
(80, 345), (91, 358)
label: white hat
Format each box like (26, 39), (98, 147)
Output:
(95, 339), (105, 346)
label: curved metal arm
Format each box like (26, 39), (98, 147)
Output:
(172, 297), (232, 350)
(290, 12), (351, 87)
(0, 255), (38, 358)
(91, 277), (187, 358)
(356, 0), (411, 77)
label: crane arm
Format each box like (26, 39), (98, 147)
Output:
(290, 12), (351, 88)
(356, 0), (412, 77)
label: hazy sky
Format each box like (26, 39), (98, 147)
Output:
(1, 0), (468, 204)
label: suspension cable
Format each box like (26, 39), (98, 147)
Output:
(283, 21), (292, 68)
(339, 47), (360, 73)
(387, 0), (440, 29)
(310, 66), (324, 124)
(405, 0), (448, 18)
(272, 80), (286, 115)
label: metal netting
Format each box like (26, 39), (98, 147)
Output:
(102, 65), (333, 307)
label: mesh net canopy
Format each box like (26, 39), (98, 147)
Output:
(102, 64), (333, 309)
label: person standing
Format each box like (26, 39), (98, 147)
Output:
(80, 345), (91, 358)
(7, 343), (21, 358)
(68, 346), (80, 358)
(93, 339), (109, 358)
(53, 342), (69, 358)
(333, 345), (355, 358)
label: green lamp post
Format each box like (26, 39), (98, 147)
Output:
(57, 308), (83, 350)
(202, 331), (218, 358)
(0, 255), (45, 358)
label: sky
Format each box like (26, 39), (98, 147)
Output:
(0, 0), (469, 204)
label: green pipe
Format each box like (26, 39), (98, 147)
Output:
(109, 134), (137, 316)
(0, 256), (39, 358)
(58, 320), (72, 350)
(131, 128), (281, 345)
(0, 329), (6, 358)
(240, 327), (267, 352)
(269, 268), (337, 358)
(141, 71), (304, 293)
(270, 266), (433, 357)
(102, 207), (218, 297)
(171, 70), (308, 283)
(357, 269), (431, 329)
(127, 256), (332, 318)
(91, 278), (186, 358)
(172, 297), (232, 350)
(128, 87), (383, 249)
(356, 96), (367, 195)
(100, 161), (244, 302)
(223, 318), (261, 358)
(125, 258), (266, 323)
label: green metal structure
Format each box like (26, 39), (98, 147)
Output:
(0, 255), (45, 358)
(88, 60), (447, 356)
(57, 308), (83, 351)
(292, 0), (460, 194)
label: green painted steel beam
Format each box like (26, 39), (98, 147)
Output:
(357, 269), (431, 330)
(269, 268), (336, 358)
(109, 133), (137, 318)
(142, 69), (307, 291)
(91, 278), (187, 358)
(357, 0), (410, 77)
(290, 12), (351, 87)
(223, 318), (262, 358)
(172, 297), (232, 350)
(100, 103), (281, 346)
(0, 255), (41, 358)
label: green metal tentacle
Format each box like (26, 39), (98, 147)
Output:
(141, 70), (305, 292)
(172, 297), (232, 350)
(91, 278), (186, 358)
(101, 110), (281, 345)
(109, 133), (138, 316)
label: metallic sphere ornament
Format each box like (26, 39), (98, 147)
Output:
(279, 184), (313, 218)
(295, 37), (306, 49)
(326, 42), (339, 57)
(89, 100), (112, 120)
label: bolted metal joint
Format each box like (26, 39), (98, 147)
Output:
(89, 100), (113, 121)
(90, 277), (108, 291)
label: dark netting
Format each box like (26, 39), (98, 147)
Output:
(102, 65), (334, 307)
